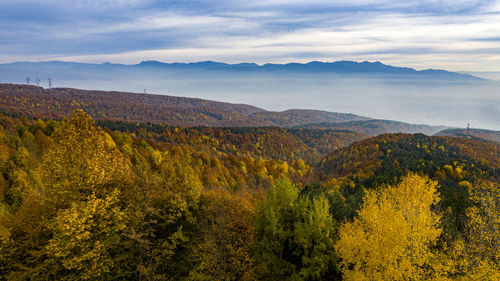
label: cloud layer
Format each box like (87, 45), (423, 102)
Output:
(1, 0), (500, 71)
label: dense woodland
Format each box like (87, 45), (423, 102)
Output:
(0, 83), (367, 127)
(436, 128), (500, 143)
(0, 110), (498, 280)
(3, 83), (492, 138)
(296, 119), (447, 136)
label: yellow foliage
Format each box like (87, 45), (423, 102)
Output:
(40, 110), (132, 206)
(190, 188), (260, 280)
(45, 190), (127, 280)
(103, 132), (116, 149)
(464, 180), (499, 272)
(335, 173), (443, 281)
(458, 180), (472, 189)
(443, 164), (454, 174)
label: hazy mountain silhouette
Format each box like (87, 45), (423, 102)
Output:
(0, 60), (483, 80)
(1, 60), (498, 130)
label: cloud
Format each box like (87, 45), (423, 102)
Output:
(1, 0), (500, 71)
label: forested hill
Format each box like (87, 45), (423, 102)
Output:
(435, 128), (500, 143)
(295, 119), (448, 136)
(0, 83), (368, 127)
(0, 83), (453, 136)
(317, 133), (499, 236)
(96, 120), (368, 164)
(318, 133), (499, 217)
(0, 83), (265, 126)
(0, 111), (498, 280)
(319, 133), (500, 183)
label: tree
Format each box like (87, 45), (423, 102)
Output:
(189, 188), (260, 281)
(255, 178), (337, 280)
(123, 153), (203, 280)
(40, 110), (132, 207)
(465, 180), (499, 264)
(293, 195), (337, 280)
(445, 179), (500, 280)
(45, 190), (127, 280)
(335, 173), (443, 281)
(255, 178), (299, 280)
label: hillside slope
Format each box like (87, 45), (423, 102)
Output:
(248, 109), (369, 127)
(319, 133), (500, 181)
(296, 119), (448, 136)
(317, 133), (500, 230)
(435, 128), (500, 143)
(2, 61), (497, 130)
(97, 120), (368, 164)
(0, 83), (366, 127)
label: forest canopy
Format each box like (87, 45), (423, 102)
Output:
(0, 110), (497, 280)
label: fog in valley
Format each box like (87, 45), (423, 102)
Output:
(1, 63), (499, 130)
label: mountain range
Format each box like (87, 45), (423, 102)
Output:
(1, 60), (498, 130)
(0, 60), (483, 82)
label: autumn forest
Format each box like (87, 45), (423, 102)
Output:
(2, 0), (500, 279)
(0, 84), (498, 280)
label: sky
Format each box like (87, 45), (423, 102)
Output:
(1, 0), (500, 71)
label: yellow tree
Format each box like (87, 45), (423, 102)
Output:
(466, 180), (499, 263)
(40, 109), (132, 206)
(45, 190), (127, 280)
(450, 179), (500, 280)
(1, 111), (133, 280)
(335, 173), (443, 281)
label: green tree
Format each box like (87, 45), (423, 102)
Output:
(293, 195), (337, 280)
(255, 178), (336, 280)
(255, 178), (299, 280)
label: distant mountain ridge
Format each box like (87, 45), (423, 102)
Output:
(0, 60), (483, 80)
(2, 60), (496, 130)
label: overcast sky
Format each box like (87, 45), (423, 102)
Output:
(2, 0), (500, 71)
